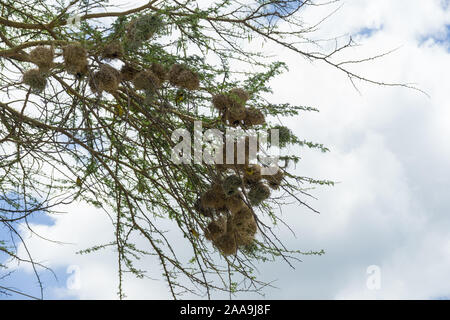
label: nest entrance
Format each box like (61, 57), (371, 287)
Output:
(102, 42), (124, 60)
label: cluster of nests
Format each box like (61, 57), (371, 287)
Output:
(22, 43), (89, 93)
(22, 14), (199, 96)
(212, 88), (265, 127)
(122, 61), (200, 94)
(22, 46), (55, 93)
(61, 40), (199, 96)
(87, 60), (199, 95)
(196, 165), (284, 256)
(22, 40), (200, 96)
(21, 14), (288, 259)
(198, 77), (276, 256)
(199, 86), (284, 255)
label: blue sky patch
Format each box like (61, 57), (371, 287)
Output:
(1, 196), (57, 299)
(353, 26), (383, 38)
(419, 24), (450, 51)
(0, 265), (72, 300)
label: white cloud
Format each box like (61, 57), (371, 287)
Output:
(249, 0), (450, 299)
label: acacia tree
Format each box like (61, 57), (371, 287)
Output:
(0, 0), (408, 299)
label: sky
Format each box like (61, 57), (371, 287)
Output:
(1, 0), (450, 300)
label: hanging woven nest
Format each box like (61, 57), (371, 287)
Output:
(229, 88), (250, 106)
(227, 204), (256, 246)
(168, 64), (200, 90)
(243, 107), (265, 126)
(120, 63), (140, 81)
(101, 42), (124, 60)
(243, 164), (262, 186)
(201, 183), (227, 209)
(222, 175), (242, 197)
(226, 104), (246, 126)
(225, 110), (243, 127)
(213, 232), (237, 256)
(213, 88), (249, 113)
(194, 198), (214, 218)
(212, 94), (230, 111)
(204, 216), (227, 241)
(126, 14), (164, 50)
(248, 182), (271, 206)
(22, 69), (47, 93)
(234, 204), (253, 220)
(225, 193), (245, 214)
(89, 64), (121, 94)
(232, 214), (257, 246)
(133, 69), (161, 92)
(150, 62), (167, 82)
(29, 46), (54, 72)
(62, 43), (89, 77)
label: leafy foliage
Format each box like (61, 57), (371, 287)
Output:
(0, 0), (398, 299)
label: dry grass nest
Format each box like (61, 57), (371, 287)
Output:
(126, 14), (164, 50)
(101, 42), (124, 59)
(248, 182), (271, 206)
(231, 210), (257, 246)
(213, 232), (237, 256)
(212, 88), (252, 127)
(201, 183), (226, 209)
(226, 105), (246, 126)
(229, 88), (250, 106)
(194, 198), (214, 218)
(212, 94), (230, 111)
(23, 69), (47, 93)
(168, 64), (200, 90)
(63, 43), (88, 77)
(29, 46), (54, 72)
(89, 64), (121, 94)
(206, 196), (258, 254)
(243, 108), (265, 126)
(213, 88), (249, 110)
(225, 193), (245, 214)
(150, 62), (167, 82)
(222, 175), (242, 197)
(243, 164), (262, 186)
(120, 63), (140, 81)
(204, 216), (227, 241)
(133, 69), (161, 92)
